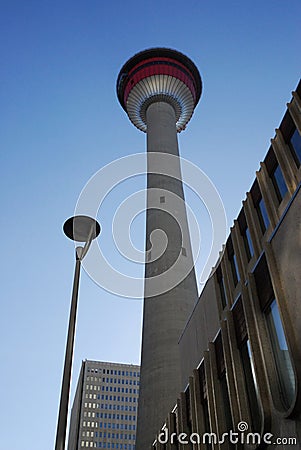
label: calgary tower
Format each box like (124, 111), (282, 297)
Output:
(117, 48), (202, 448)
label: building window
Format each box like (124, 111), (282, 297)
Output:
(233, 299), (261, 431)
(243, 226), (254, 260)
(265, 148), (288, 203)
(227, 239), (240, 286)
(289, 128), (301, 167)
(238, 210), (254, 261)
(271, 164), (288, 203)
(265, 300), (295, 408)
(220, 374), (232, 431)
(280, 111), (301, 168)
(240, 339), (261, 430)
(232, 254), (239, 285)
(216, 265), (227, 309)
(215, 333), (233, 433)
(251, 180), (270, 233)
(254, 253), (296, 410)
(257, 196), (269, 233)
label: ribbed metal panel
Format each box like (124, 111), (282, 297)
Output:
(126, 74), (194, 132)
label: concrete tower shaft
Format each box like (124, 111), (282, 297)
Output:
(117, 48), (202, 449)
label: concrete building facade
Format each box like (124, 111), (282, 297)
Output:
(117, 48), (202, 449)
(150, 81), (301, 448)
(67, 360), (140, 449)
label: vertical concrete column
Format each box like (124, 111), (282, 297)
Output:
(136, 101), (198, 450)
(155, 440), (165, 450)
(177, 392), (190, 450)
(166, 412), (178, 450)
(208, 342), (227, 449)
(188, 375), (200, 450)
(204, 351), (218, 442)
(191, 368), (207, 450)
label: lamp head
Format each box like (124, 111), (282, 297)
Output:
(63, 215), (101, 243)
(117, 47), (202, 133)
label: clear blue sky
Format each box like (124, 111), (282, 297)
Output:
(0, 1), (300, 449)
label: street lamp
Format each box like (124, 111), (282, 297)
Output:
(55, 215), (101, 450)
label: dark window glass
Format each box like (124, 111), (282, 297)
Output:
(220, 373), (233, 432)
(227, 239), (240, 286)
(185, 389), (193, 438)
(245, 227), (254, 257)
(215, 333), (233, 434)
(257, 197), (270, 233)
(265, 300), (295, 408)
(251, 181), (269, 234)
(219, 276), (227, 308)
(271, 165), (288, 202)
(243, 226), (254, 260)
(238, 211), (254, 261)
(254, 254), (296, 410)
(233, 299), (260, 430)
(199, 365), (211, 450)
(230, 253), (240, 286)
(240, 340), (261, 431)
(290, 128), (301, 166)
(202, 398), (211, 450)
(217, 266), (227, 309)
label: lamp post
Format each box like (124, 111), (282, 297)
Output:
(55, 215), (101, 450)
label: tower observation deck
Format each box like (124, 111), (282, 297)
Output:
(117, 48), (202, 449)
(117, 47), (202, 133)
